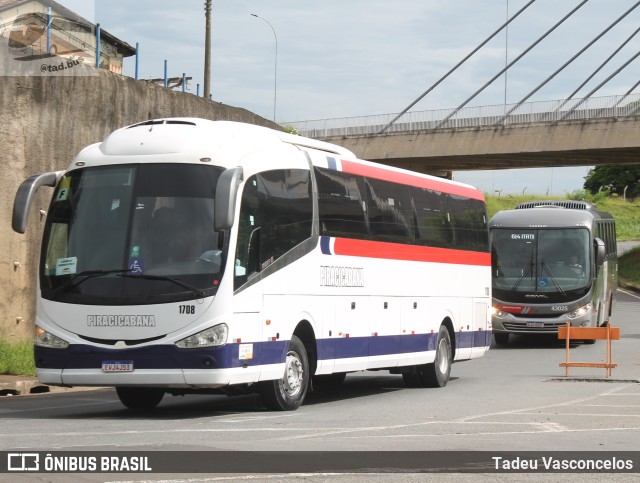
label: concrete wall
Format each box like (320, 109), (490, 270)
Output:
(0, 70), (280, 342)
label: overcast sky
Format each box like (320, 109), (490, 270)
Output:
(58, 0), (640, 195)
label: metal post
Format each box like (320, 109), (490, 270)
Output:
(204, 0), (212, 99)
(164, 60), (168, 88)
(135, 42), (139, 80)
(95, 23), (101, 69)
(251, 14), (278, 121)
(47, 7), (51, 54)
(182, 73), (186, 93)
(197, 84), (200, 97)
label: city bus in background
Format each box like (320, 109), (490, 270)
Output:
(12, 119), (491, 411)
(489, 200), (617, 346)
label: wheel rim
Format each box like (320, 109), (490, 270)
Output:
(281, 350), (304, 397)
(436, 337), (450, 375)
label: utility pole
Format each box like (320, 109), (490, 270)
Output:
(204, 0), (212, 99)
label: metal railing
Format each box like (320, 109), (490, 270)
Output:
(287, 93), (640, 138)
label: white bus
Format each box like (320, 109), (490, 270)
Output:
(489, 200), (617, 345)
(13, 119), (491, 411)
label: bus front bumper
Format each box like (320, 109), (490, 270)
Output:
(35, 366), (284, 388)
(492, 307), (595, 335)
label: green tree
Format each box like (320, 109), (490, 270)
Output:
(583, 165), (640, 199)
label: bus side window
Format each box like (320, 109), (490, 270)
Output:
(234, 169), (312, 289)
(315, 167), (368, 239)
(365, 177), (413, 244)
(412, 187), (451, 248)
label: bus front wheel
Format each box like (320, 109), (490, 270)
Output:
(116, 387), (164, 411)
(259, 335), (310, 411)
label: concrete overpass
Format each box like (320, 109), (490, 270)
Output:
(289, 93), (640, 175)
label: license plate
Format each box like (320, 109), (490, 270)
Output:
(526, 322), (544, 328)
(102, 361), (134, 372)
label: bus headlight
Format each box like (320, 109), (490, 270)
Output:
(491, 306), (506, 318)
(176, 323), (228, 349)
(34, 326), (69, 349)
(567, 303), (592, 319)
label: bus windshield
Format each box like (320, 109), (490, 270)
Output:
(40, 163), (225, 305)
(491, 228), (591, 298)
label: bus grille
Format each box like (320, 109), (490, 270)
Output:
(502, 321), (566, 332)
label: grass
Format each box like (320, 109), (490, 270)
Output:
(0, 340), (35, 377)
(485, 193), (640, 241)
(619, 246), (640, 292)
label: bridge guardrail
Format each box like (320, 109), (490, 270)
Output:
(288, 93), (640, 138)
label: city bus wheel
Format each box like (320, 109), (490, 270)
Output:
(494, 333), (509, 346)
(259, 335), (309, 411)
(403, 325), (452, 388)
(116, 387), (164, 411)
(423, 325), (452, 388)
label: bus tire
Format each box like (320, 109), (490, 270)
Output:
(259, 335), (309, 411)
(402, 325), (452, 388)
(494, 333), (509, 346)
(423, 325), (453, 387)
(116, 387), (164, 411)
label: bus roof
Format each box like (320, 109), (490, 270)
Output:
(490, 201), (614, 229)
(71, 118), (484, 200)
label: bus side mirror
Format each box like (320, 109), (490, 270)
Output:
(214, 167), (243, 231)
(12, 171), (62, 234)
(594, 237), (605, 266)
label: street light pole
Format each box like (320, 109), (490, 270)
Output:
(251, 13), (277, 121)
(204, 0), (212, 99)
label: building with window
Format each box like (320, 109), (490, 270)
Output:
(0, 0), (135, 74)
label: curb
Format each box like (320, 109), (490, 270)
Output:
(0, 377), (101, 396)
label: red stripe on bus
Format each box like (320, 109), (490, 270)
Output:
(333, 238), (491, 266)
(340, 159), (485, 202)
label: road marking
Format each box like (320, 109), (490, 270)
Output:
(618, 288), (640, 300)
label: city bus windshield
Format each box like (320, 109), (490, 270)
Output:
(40, 163), (225, 305)
(491, 228), (591, 299)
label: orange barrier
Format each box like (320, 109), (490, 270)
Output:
(557, 322), (620, 377)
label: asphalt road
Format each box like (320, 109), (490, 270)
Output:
(1, 290), (639, 482)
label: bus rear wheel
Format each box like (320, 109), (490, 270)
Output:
(116, 387), (164, 411)
(402, 325), (452, 388)
(259, 335), (309, 411)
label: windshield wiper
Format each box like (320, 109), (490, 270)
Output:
(51, 269), (132, 299)
(118, 273), (205, 299)
(540, 259), (566, 295)
(510, 258), (535, 292)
